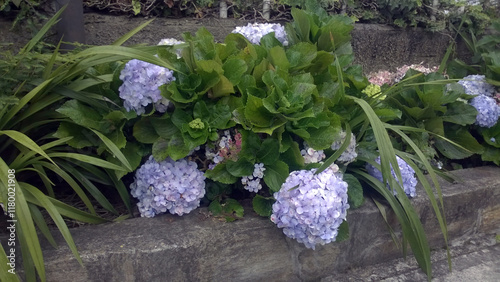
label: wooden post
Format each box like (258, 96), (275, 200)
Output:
(53, 0), (85, 51)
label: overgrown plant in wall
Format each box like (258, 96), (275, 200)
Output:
(101, 2), (451, 279)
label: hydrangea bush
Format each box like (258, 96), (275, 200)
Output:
(50, 5), (498, 277)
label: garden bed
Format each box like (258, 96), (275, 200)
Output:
(25, 166), (500, 281)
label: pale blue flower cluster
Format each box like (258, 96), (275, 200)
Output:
(232, 23), (289, 46)
(366, 156), (417, 198)
(458, 74), (496, 97)
(241, 163), (266, 193)
(331, 131), (357, 164)
(158, 38), (184, 58)
(130, 156), (206, 217)
(270, 165), (349, 249)
(301, 142), (326, 164)
(119, 59), (176, 115)
(470, 94), (500, 128)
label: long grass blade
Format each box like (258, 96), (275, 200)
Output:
(91, 129), (133, 172)
(0, 244), (20, 282)
(47, 152), (129, 171)
(0, 79), (54, 130)
(112, 18), (155, 46)
(22, 182), (84, 266)
(0, 130), (57, 166)
(28, 204), (58, 248)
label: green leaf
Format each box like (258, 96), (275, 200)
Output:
(91, 129), (132, 172)
(286, 42), (317, 70)
(257, 138), (280, 165)
(252, 195), (275, 217)
(56, 100), (103, 130)
(442, 102), (477, 125)
(222, 198), (244, 219)
(269, 46), (290, 70)
(53, 123), (92, 149)
(343, 174), (364, 209)
(225, 159), (254, 177)
(290, 8), (311, 42)
(133, 118), (160, 144)
(306, 125), (340, 150)
(435, 127), (483, 159)
(204, 163), (238, 184)
(335, 221), (349, 242)
(263, 160), (289, 192)
(244, 94), (274, 127)
(223, 58), (248, 85)
(211, 75), (235, 98)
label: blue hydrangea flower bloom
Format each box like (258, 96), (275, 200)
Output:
(119, 59), (176, 115)
(241, 163), (266, 193)
(470, 94), (500, 128)
(331, 131), (357, 165)
(130, 156), (206, 217)
(232, 23), (289, 46)
(366, 156), (417, 198)
(270, 166), (349, 250)
(458, 74), (496, 97)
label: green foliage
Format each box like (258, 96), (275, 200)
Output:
(0, 10), (165, 282)
(443, 19), (500, 165)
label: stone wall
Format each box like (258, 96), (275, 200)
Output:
(2, 167), (496, 281)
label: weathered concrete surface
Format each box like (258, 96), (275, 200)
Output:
(0, 13), (470, 73)
(29, 167), (500, 281)
(322, 233), (500, 281)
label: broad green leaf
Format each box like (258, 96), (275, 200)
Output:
(343, 174), (364, 209)
(286, 42), (317, 70)
(263, 160), (289, 192)
(335, 221), (349, 242)
(269, 46), (290, 70)
(204, 163), (238, 184)
(133, 118), (160, 144)
(244, 94), (274, 127)
(223, 58), (248, 85)
(257, 138), (280, 165)
(225, 159), (254, 177)
(54, 123), (93, 149)
(252, 195), (275, 217)
(442, 102), (477, 125)
(56, 100), (103, 130)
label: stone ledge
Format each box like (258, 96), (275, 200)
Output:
(30, 166), (500, 281)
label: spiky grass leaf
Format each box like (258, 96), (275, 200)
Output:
(22, 182), (84, 266)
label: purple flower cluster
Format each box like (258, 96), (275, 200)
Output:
(119, 59), (176, 115)
(300, 142), (326, 164)
(158, 38), (184, 58)
(456, 75), (500, 128)
(270, 165), (349, 249)
(241, 163), (266, 193)
(366, 156), (417, 198)
(232, 23), (289, 46)
(470, 94), (500, 128)
(331, 131), (357, 165)
(130, 156), (206, 217)
(458, 75), (496, 97)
